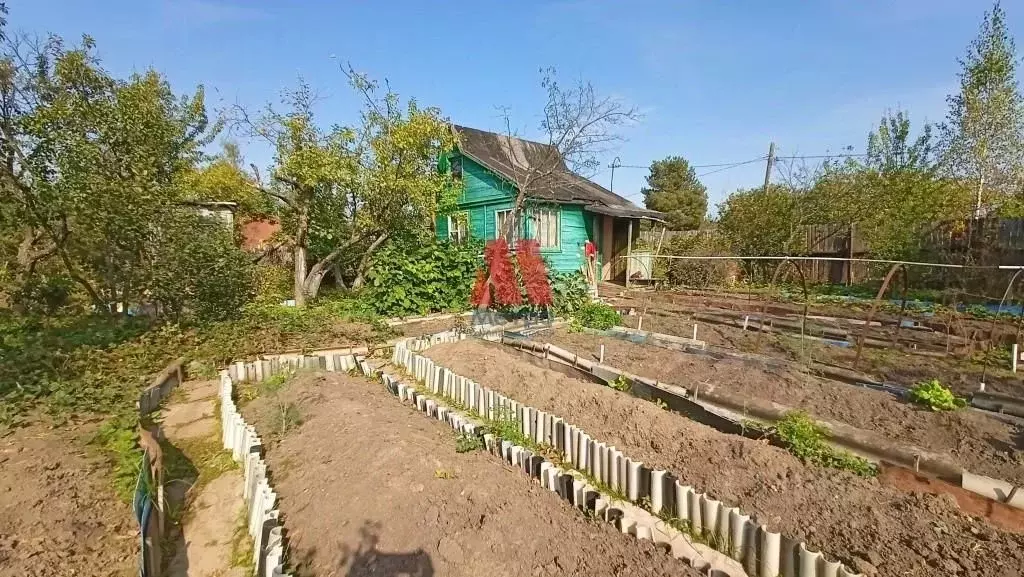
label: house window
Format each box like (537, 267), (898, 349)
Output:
(531, 207), (560, 248)
(447, 211), (469, 244)
(450, 156), (463, 180)
(494, 209), (519, 243)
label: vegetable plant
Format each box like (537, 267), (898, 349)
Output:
(571, 302), (621, 331)
(908, 379), (967, 411)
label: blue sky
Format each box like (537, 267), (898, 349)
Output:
(12, 0), (1024, 212)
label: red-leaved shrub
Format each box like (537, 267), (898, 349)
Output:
(515, 239), (553, 306)
(469, 268), (489, 308)
(471, 239), (522, 307)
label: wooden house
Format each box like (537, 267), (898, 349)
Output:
(435, 125), (664, 281)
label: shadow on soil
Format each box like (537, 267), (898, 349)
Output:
(985, 423), (1024, 455)
(161, 439), (199, 576)
(293, 522), (433, 577)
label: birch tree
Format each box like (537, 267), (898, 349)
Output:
(941, 1), (1024, 213)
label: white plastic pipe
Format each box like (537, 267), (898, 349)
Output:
(1013, 343), (1019, 373)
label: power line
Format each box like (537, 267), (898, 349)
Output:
(607, 158), (770, 170)
(697, 156), (766, 177)
(775, 152), (870, 160)
(618, 155), (767, 199)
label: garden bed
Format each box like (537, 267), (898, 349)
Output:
(610, 292), (1024, 399)
(423, 338), (1024, 577)
(536, 329), (1024, 485)
(240, 370), (704, 577)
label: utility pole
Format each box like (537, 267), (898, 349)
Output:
(609, 157), (621, 192)
(762, 142), (776, 193)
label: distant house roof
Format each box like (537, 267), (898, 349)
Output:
(452, 124), (665, 222)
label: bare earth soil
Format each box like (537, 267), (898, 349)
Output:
(614, 293), (1024, 398)
(242, 371), (703, 577)
(0, 422), (137, 577)
(425, 339), (1024, 577)
(540, 329), (1024, 485)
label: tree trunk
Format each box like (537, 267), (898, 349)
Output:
(294, 244), (307, 307)
(333, 264), (348, 290)
(350, 233), (389, 289)
(293, 206), (310, 306)
(303, 234), (365, 301)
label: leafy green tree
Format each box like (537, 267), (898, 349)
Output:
(641, 156), (707, 230)
(940, 1), (1024, 211)
(0, 33), (219, 311)
(802, 112), (972, 260)
(149, 210), (253, 321)
(717, 184), (799, 257)
(237, 69), (458, 306)
(183, 142), (274, 219)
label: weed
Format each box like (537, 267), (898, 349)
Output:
(774, 411), (877, 477)
(229, 508), (255, 572)
(92, 415), (144, 502)
(237, 371), (293, 406)
(908, 379), (967, 411)
(610, 375), (632, 393)
(483, 405), (532, 448)
(275, 401), (303, 438)
(434, 468), (456, 479)
(653, 398), (669, 410)
(455, 433), (484, 453)
(575, 469), (629, 504)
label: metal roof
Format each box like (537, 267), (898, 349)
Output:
(452, 124), (665, 222)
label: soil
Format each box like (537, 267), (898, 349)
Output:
(538, 329), (1024, 485)
(163, 379), (244, 577)
(0, 422), (137, 577)
(396, 315), (468, 338)
(615, 297), (1024, 399)
(241, 371), (704, 577)
(424, 339), (1024, 577)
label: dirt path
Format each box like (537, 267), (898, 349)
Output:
(161, 379), (246, 577)
(540, 329), (1024, 485)
(0, 423), (136, 577)
(241, 370), (704, 577)
(425, 339), (1024, 577)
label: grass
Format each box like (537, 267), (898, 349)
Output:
(92, 414), (146, 502)
(0, 296), (393, 430)
(229, 508), (256, 573)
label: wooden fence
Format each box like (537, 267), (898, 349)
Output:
(646, 218), (1024, 291)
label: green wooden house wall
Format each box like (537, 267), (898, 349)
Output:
(435, 155), (599, 274)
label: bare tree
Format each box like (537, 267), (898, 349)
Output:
(496, 68), (640, 241)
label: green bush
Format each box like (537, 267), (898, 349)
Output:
(551, 271), (590, 316)
(150, 212), (253, 321)
(365, 239), (482, 317)
(908, 379), (967, 411)
(571, 301), (621, 331)
(659, 233), (731, 288)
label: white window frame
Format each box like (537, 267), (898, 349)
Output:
(447, 211), (469, 244)
(531, 206), (560, 249)
(494, 209), (519, 243)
